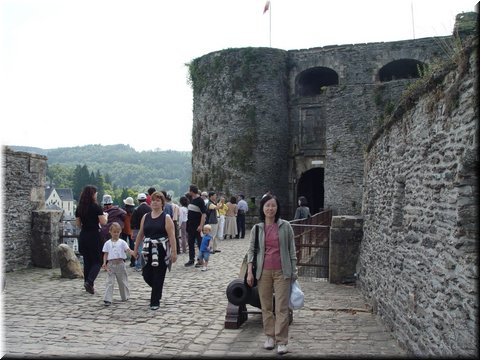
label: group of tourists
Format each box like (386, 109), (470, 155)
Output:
(75, 184), (300, 355)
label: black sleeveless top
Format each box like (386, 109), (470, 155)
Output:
(143, 212), (168, 239)
(143, 212), (168, 265)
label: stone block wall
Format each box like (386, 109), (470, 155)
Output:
(190, 47), (291, 210)
(358, 39), (478, 356)
(2, 147), (48, 271)
(191, 36), (455, 217)
(287, 37), (452, 216)
(329, 216), (363, 284)
(31, 210), (63, 268)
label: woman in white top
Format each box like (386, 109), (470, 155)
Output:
(178, 196), (189, 254)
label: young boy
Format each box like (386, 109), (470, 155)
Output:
(102, 222), (135, 306)
(198, 224), (212, 272)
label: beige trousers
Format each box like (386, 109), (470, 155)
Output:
(257, 269), (291, 345)
(104, 261), (130, 302)
(209, 223), (219, 251)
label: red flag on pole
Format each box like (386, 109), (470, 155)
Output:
(263, 0), (270, 14)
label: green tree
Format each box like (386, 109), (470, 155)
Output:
(73, 165), (91, 200)
(46, 164), (74, 188)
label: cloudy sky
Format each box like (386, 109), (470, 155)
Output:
(0, 0), (476, 152)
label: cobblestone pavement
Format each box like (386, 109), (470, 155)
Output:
(2, 233), (407, 358)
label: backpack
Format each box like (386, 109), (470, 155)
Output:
(205, 201), (218, 225)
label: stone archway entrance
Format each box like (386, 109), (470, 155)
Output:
(296, 168), (324, 215)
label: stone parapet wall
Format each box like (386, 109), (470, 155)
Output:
(31, 210), (63, 268)
(358, 39), (478, 356)
(2, 147), (48, 272)
(329, 216), (363, 284)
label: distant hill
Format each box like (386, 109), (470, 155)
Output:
(9, 144), (192, 196)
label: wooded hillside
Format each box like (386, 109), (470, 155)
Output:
(11, 144), (192, 198)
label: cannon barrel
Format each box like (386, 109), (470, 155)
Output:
(226, 278), (262, 309)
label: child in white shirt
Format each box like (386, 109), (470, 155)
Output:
(102, 222), (134, 306)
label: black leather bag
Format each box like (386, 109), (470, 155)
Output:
(244, 225), (259, 287)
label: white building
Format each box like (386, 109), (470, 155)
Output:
(45, 187), (75, 219)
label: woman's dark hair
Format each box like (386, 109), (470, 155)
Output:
(259, 194), (281, 223)
(230, 196), (237, 204)
(298, 196), (308, 207)
(180, 196), (189, 207)
(77, 185), (98, 219)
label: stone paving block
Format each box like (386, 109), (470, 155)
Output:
(3, 236), (406, 358)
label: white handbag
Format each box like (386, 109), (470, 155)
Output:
(289, 280), (304, 310)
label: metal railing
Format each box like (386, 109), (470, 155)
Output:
(290, 209), (332, 279)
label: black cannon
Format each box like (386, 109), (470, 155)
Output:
(224, 277), (293, 329)
(224, 278), (261, 329)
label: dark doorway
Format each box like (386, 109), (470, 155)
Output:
(296, 168), (324, 215)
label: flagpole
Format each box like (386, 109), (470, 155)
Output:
(411, 2), (415, 39)
(263, 1), (271, 47)
(269, 1), (272, 47)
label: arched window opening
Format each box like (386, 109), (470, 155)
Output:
(379, 59), (426, 82)
(296, 67), (339, 96)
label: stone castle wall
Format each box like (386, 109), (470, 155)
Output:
(191, 36), (453, 216)
(2, 147), (48, 271)
(358, 39), (478, 356)
(289, 37), (450, 215)
(190, 47), (291, 208)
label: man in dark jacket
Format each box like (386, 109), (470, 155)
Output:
(131, 193), (151, 270)
(100, 194), (127, 243)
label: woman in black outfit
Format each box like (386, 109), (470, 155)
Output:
(75, 185), (108, 294)
(133, 191), (177, 310)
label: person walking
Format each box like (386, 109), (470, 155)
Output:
(224, 196), (238, 239)
(101, 222), (135, 306)
(146, 187), (156, 206)
(246, 194), (298, 355)
(198, 224), (212, 271)
(178, 196), (189, 254)
(166, 193), (180, 255)
(184, 185), (206, 267)
(294, 196), (311, 220)
(75, 185), (108, 295)
(216, 196), (228, 241)
(206, 191), (221, 253)
(131, 193), (151, 271)
(133, 191), (177, 310)
(236, 194), (248, 239)
(121, 196), (136, 267)
(100, 194), (127, 243)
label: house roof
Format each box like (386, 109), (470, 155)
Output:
(56, 188), (74, 201)
(45, 188), (74, 202)
(45, 187), (54, 200)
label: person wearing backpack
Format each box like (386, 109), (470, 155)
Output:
(100, 194), (127, 244)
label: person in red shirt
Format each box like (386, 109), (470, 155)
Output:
(146, 187), (156, 206)
(246, 194), (298, 355)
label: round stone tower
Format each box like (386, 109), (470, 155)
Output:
(189, 47), (290, 208)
